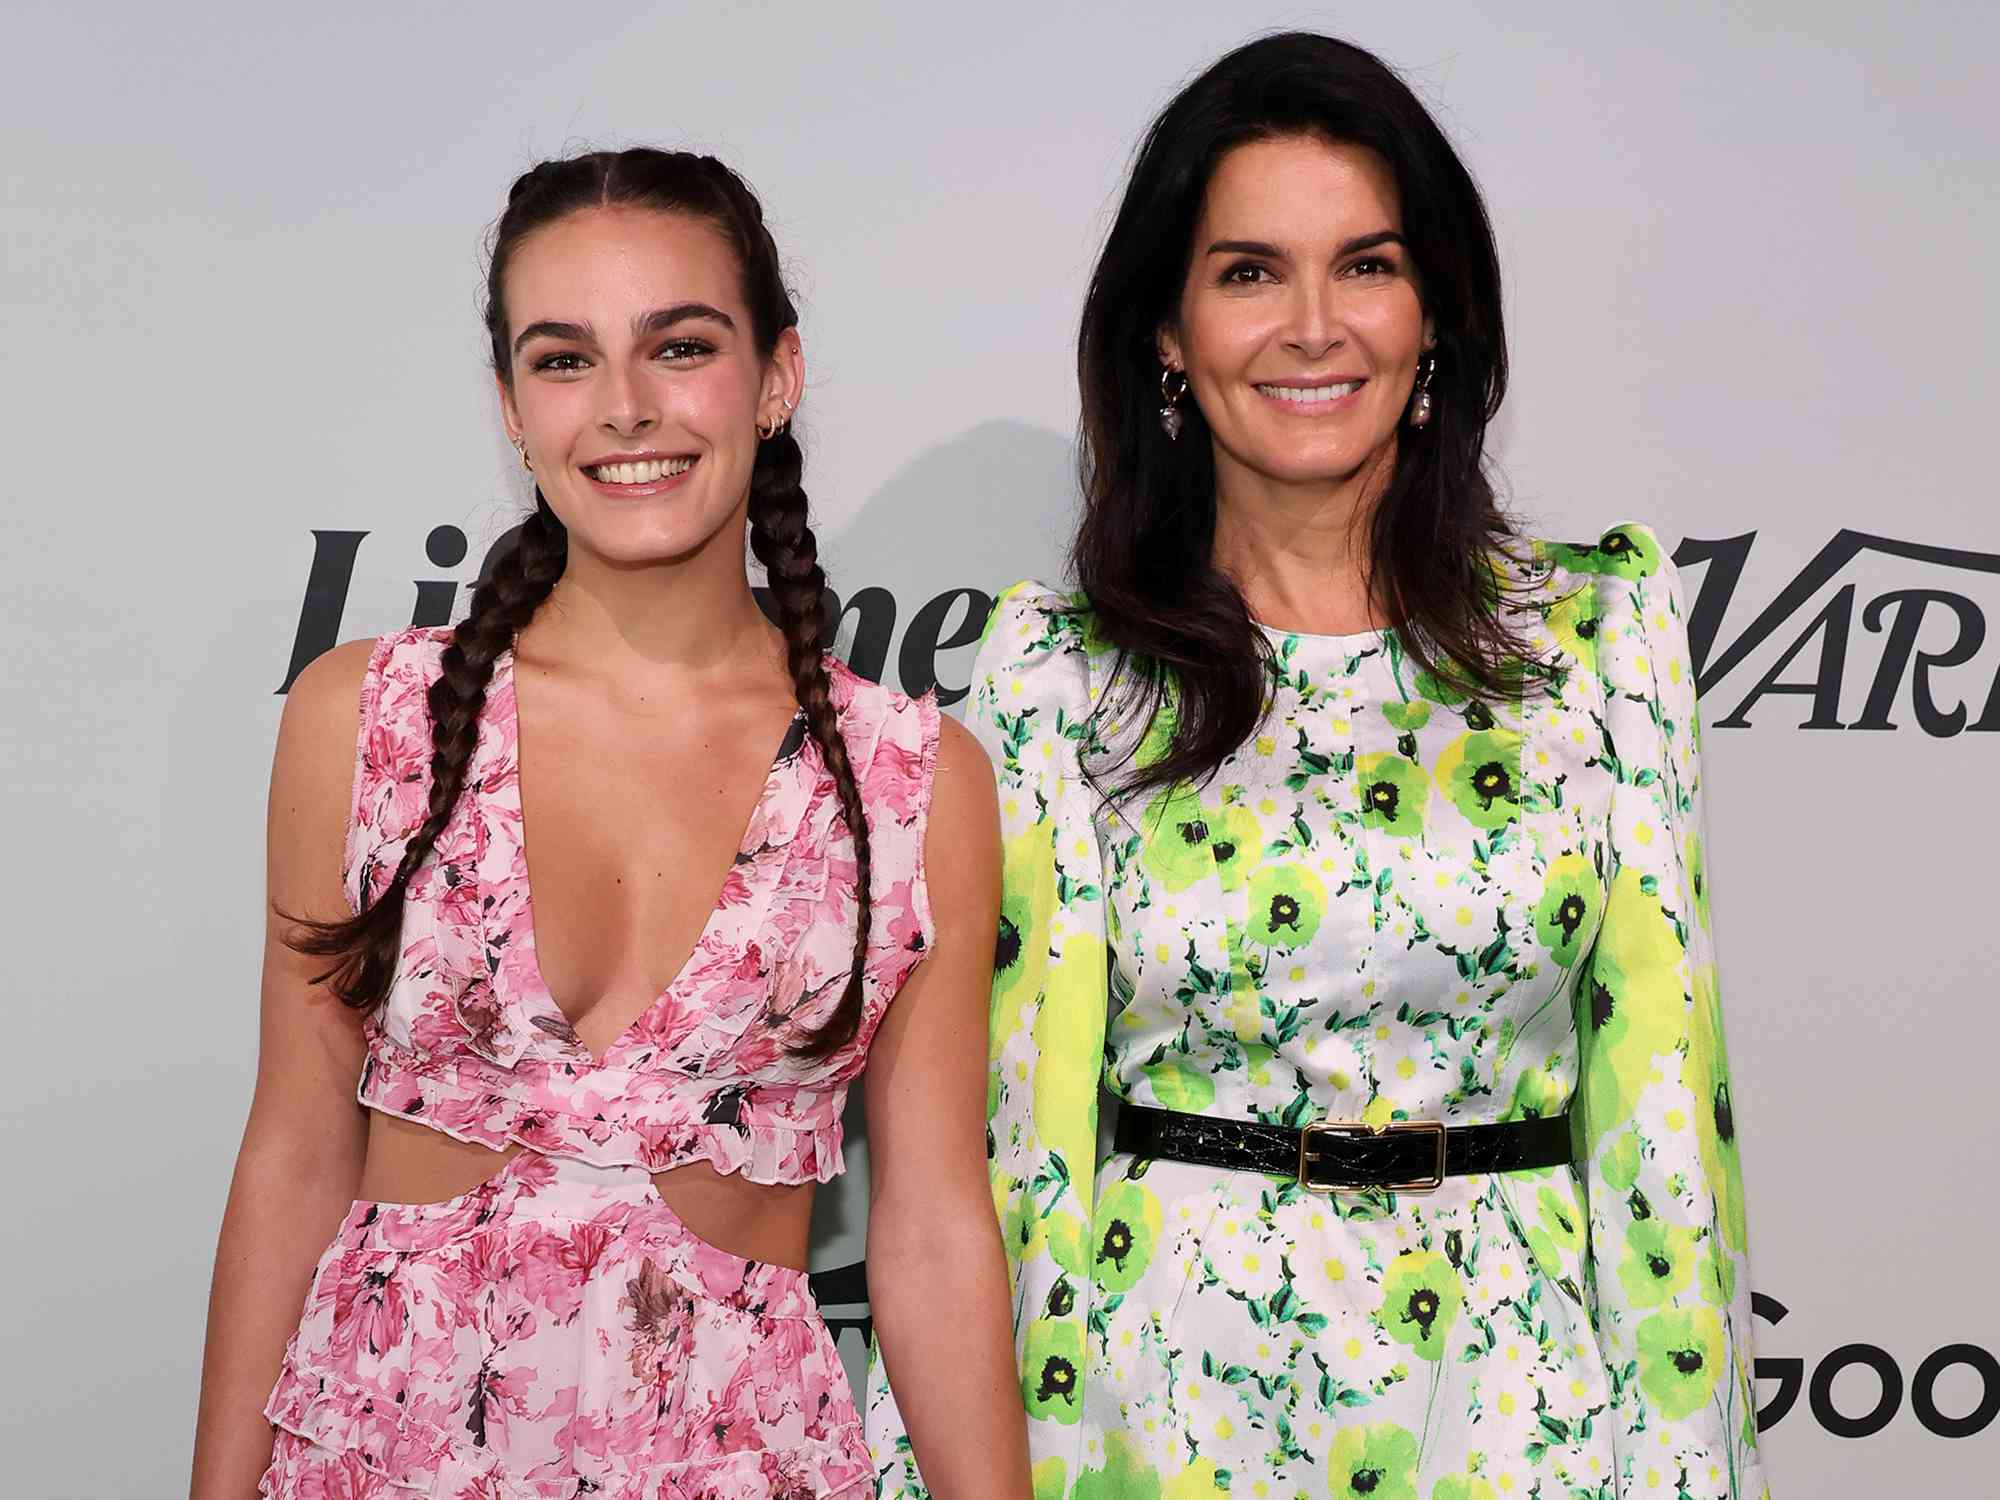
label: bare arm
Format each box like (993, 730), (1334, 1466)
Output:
(864, 716), (1028, 1499)
(189, 640), (377, 1500)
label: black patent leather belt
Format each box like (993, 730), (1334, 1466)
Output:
(1114, 1103), (1572, 1195)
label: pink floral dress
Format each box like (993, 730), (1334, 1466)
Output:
(260, 629), (939, 1500)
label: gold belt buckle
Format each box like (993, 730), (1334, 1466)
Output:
(1298, 1119), (1448, 1195)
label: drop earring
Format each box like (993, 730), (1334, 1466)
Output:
(1159, 365), (1189, 441)
(1408, 354), (1436, 429)
(512, 436), (532, 472)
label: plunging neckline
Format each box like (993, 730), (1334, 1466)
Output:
(498, 648), (809, 1070)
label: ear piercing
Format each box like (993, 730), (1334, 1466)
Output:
(759, 394), (797, 440)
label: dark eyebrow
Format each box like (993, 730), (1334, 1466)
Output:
(635, 302), (735, 336)
(1206, 238), (1287, 260)
(512, 318), (592, 355)
(1336, 230), (1406, 257)
(511, 302), (736, 356)
(1204, 230), (1407, 259)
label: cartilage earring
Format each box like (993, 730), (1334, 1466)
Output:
(1408, 354), (1436, 429)
(1159, 365), (1189, 441)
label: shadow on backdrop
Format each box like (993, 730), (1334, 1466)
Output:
(800, 417), (1075, 1390)
(809, 417), (1077, 707)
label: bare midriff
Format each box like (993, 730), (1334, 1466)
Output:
(353, 1110), (817, 1271)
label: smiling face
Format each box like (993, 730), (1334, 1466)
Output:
(496, 205), (799, 567)
(1160, 134), (1432, 505)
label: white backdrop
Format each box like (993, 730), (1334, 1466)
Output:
(5, 1), (1996, 1492)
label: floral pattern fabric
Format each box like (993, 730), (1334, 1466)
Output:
(262, 1151), (869, 1499)
(345, 630), (938, 1184)
(266, 629), (940, 1497)
(866, 525), (1768, 1500)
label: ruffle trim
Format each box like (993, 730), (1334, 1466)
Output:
(905, 690), (942, 965)
(358, 1045), (847, 1187)
(262, 1363), (872, 1499)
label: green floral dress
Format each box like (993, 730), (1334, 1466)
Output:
(865, 525), (1767, 1500)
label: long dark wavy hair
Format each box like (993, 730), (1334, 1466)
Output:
(291, 148), (870, 1058)
(1077, 32), (1539, 797)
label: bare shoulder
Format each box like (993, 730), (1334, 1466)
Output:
(282, 638), (378, 739)
(929, 713), (999, 838)
(270, 637), (379, 831)
(919, 714), (1000, 927)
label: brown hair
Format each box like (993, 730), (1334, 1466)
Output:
(290, 149), (870, 1058)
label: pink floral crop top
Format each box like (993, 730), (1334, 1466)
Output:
(343, 628), (939, 1185)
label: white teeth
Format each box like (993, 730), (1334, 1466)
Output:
(588, 458), (694, 484)
(1257, 381), (1362, 404)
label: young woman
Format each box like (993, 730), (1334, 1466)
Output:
(872, 32), (1769, 1500)
(190, 149), (1029, 1500)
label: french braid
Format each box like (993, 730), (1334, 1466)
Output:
(748, 427), (872, 1057)
(290, 499), (567, 1004)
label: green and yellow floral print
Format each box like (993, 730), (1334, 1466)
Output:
(867, 525), (1768, 1500)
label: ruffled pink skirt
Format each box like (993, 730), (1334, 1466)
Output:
(259, 1150), (870, 1499)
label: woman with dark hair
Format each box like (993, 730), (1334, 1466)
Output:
(190, 149), (1029, 1500)
(874, 32), (1769, 1500)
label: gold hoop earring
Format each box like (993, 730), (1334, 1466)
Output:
(757, 415), (786, 441)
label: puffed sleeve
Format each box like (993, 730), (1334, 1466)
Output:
(865, 582), (1111, 1500)
(1573, 524), (1770, 1499)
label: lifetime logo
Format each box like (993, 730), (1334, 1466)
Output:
(1754, 1293), (1997, 1438)
(1677, 531), (2000, 735)
(278, 524), (993, 705)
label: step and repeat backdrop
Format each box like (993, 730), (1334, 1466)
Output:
(5, 1), (1994, 1492)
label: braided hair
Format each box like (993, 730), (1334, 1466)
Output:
(290, 149), (871, 1058)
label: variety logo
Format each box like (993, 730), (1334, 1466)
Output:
(279, 524), (992, 705)
(1676, 531), (2000, 734)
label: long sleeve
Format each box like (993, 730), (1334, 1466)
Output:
(1573, 524), (1769, 1499)
(865, 583), (1109, 1500)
